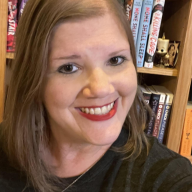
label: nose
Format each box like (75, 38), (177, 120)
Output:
(83, 68), (115, 98)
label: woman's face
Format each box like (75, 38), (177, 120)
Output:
(42, 14), (137, 146)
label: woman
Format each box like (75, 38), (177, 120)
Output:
(0, 0), (192, 191)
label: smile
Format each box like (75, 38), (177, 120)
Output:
(77, 99), (118, 121)
(80, 101), (114, 115)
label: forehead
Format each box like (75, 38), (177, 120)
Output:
(50, 13), (129, 55)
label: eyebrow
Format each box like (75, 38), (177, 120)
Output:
(52, 49), (130, 61)
(52, 54), (81, 60)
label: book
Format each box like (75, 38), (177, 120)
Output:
(157, 87), (174, 143)
(18, 0), (29, 20)
(130, 0), (143, 46)
(139, 85), (151, 105)
(125, 0), (134, 22)
(152, 85), (166, 138)
(179, 102), (192, 157)
(144, 85), (160, 135)
(7, 0), (18, 52)
(136, 0), (153, 68)
(144, 0), (165, 68)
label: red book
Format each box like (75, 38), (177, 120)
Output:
(152, 85), (166, 138)
(7, 0), (18, 52)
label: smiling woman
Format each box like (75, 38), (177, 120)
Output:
(0, 0), (192, 192)
(43, 13), (137, 148)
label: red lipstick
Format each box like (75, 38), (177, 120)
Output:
(78, 100), (118, 121)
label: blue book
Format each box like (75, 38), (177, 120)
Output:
(158, 87), (174, 143)
(136, 0), (153, 68)
(130, 0), (143, 46)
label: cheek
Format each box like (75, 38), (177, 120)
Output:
(114, 66), (137, 97)
(42, 78), (78, 109)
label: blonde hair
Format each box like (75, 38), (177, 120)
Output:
(1, 0), (150, 191)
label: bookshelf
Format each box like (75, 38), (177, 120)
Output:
(137, 66), (178, 77)
(0, 0), (192, 160)
(6, 52), (14, 59)
(0, 0), (7, 123)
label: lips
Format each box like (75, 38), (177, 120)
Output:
(77, 99), (118, 121)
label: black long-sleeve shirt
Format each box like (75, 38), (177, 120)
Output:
(1, 128), (192, 192)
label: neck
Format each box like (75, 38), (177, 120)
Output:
(43, 136), (111, 178)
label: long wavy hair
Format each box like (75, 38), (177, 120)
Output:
(1, 0), (151, 191)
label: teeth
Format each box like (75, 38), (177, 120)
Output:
(95, 108), (102, 115)
(85, 108), (89, 114)
(101, 106), (108, 114)
(107, 104), (111, 111)
(90, 108), (94, 115)
(80, 102), (115, 115)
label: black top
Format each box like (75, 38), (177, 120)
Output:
(1, 128), (192, 192)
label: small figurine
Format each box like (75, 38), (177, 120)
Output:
(155, 33), (170, 67)
(167, 41), (180, 67)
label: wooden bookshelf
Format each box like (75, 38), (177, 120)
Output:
(137, 66), (178, 77)
(0, 0), (8, 122)
(6, 52), (15, 59)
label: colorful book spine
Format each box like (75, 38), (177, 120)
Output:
(130, 0), (143, 45)
(152, 85), (166, 138)
(158, 87), (174, 143)
(144, 0), (165, 68)
(144, 86), (160, 135)
(136, 0), (153, 68)
(125, 0), (135, 22)
(18, 0), (29, 20)
(179, 102), (192, 156)
(7, 0), (18, 52)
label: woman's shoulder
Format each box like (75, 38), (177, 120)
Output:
(129, 136), (192, 192)
(147, 136), (188, 161)
(146, 135), (191, 165)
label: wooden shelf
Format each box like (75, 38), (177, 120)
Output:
(186, 156), (192, 164)
(137, 66), (178, 77)
(6, 52), (14, 59)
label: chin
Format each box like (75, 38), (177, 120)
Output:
(81, 122), (123, 147)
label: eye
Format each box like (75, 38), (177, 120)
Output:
(109, 56), (126, 66)
(58, 64), (79, 74)
(161, 49), (164, 52)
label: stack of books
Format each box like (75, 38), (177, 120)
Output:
(125, 0), (165, 68)
(139, 85), (174, 143)
(7, 0), (29, 53)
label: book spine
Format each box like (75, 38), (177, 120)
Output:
(136, 0), (153, 68)
(143, 92), (151, 105)
(7, 0), (18, 52)
(158, 103), (172, 143)
(18, 0), (29, 19)
(125, 0), (134, 22)
(179, 109), (192, 156)
(145, 93), (160, 135)
(144, 0), (165, 68)
(152, 94), (166, 137)
(130, 0), (143, 45)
